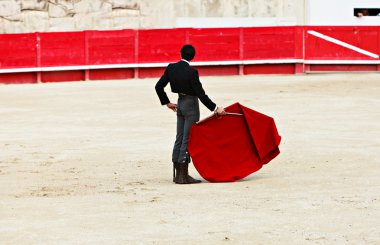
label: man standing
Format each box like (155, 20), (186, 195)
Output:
(155, 44), (225, 184)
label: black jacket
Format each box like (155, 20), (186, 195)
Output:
(155, 60), (216, 111)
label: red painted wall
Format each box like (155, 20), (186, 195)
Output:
(138, 29), (187, 63)
(0, 33), (37, 68)
(39, 32), (86, 67)
(189, 28), (241, 61)
(0, 72), (37, 84)
(87, 30), (136, 65)
(304, 26), (380, 60)
(89, 68), (134, 80)
(41, 70), (85, 83)
(0, 27), (302, 69)
(0, 26), (380, 84)
(243, 27), (302, 60)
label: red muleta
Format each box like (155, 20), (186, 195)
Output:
(188, 103), (281, 182)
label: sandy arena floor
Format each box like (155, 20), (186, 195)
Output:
(0, 73), (379, 244)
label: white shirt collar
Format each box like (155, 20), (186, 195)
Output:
(181, 59), (190, 65)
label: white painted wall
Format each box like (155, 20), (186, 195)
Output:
(176, 17), (297, 28)
(308, 0), (380, 25)
(0, 0), (305, 34)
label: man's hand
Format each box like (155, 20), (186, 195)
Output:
(166, 103), (177, 112)
(216, 106), (226, 115)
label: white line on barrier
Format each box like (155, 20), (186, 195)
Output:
(1, 59), (380, 74)
(304, 60), (380, 64)
(0, 59), (303, 74)
(307, 30), (379, 59)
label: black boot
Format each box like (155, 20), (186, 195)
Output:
(175, 164), (188, 184)
(185, 163), (201, 183)
(175, 163), (201, 184)
(173, 162), (179, 182)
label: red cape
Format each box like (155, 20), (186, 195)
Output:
(188, 103), (281, 182)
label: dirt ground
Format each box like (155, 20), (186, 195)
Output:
(0, 73), (379, 244)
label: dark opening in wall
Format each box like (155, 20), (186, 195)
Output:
(354, 8), (380, 17)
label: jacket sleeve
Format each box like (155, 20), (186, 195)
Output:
(155, 66), (171, 105)
(190, 70), (216, 111)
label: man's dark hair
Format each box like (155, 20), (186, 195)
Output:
(181, 44), (196, 61)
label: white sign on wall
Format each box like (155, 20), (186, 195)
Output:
(308, 0), (380, 25)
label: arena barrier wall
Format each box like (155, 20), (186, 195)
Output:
(0, 26), (380, 84)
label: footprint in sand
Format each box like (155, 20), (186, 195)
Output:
(127, 181), (145, 186)
(39, 162), (53, 167)
(150, 197), (160, 202)
(64, 168), (81, 174)
(29, 186), (73, 197)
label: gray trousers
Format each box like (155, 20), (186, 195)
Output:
(172, 94), (200, 164)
